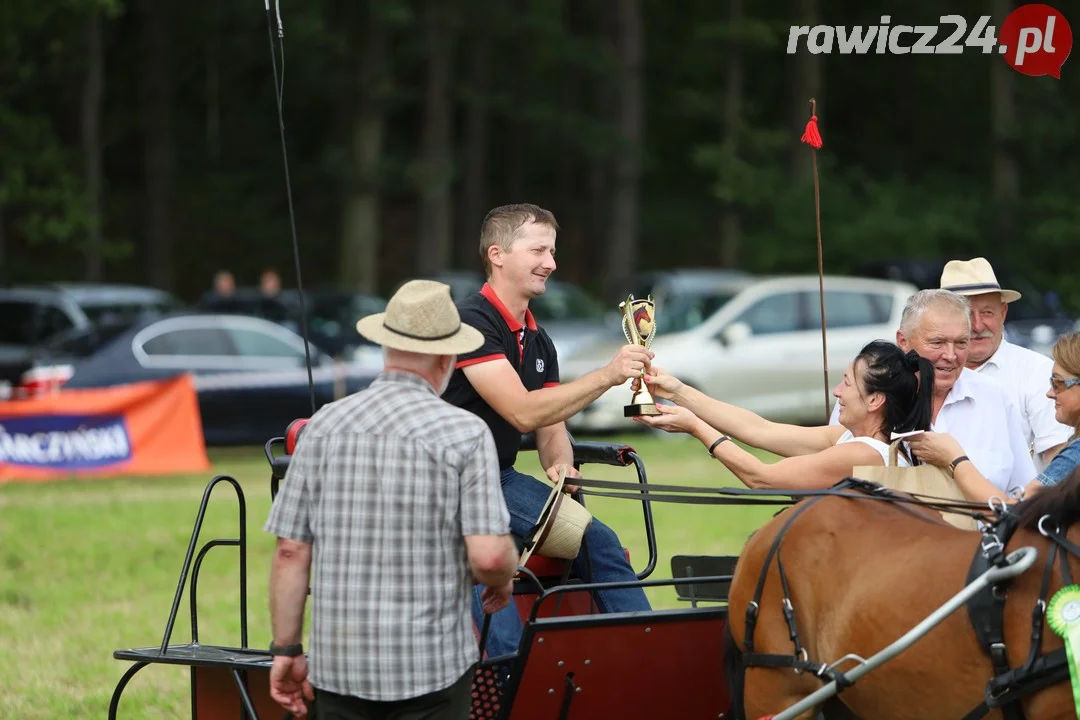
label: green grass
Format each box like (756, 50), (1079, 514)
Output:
(0, 434), (778, 718)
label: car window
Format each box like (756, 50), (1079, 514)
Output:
(736, 292), (803, 335)
(142, 328), (234, 356)
(0, 301), (43, 344)
(227, 327), (306, 359)
(807, 291), (893, 329)
(39, 305), (76, 340)
(662, 292), (738, 333)
(531, 284), (605, 322)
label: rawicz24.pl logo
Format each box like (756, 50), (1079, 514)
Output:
(786, 3), (1072, 78)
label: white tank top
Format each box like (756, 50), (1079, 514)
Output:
(836, 430), (910, 467)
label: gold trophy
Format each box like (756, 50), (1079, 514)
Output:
(620, 294), (662, 417)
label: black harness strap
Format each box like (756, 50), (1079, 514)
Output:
(740, 479), (904, 692)
(962, 518), (1080, 720)
(964, 512), (1024, 720)
(743, 493), (827, 656)
(570, 475), (992, 517)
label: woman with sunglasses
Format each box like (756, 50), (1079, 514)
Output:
(907, 331), (1080, 501)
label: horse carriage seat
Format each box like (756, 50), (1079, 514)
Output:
(670, 554), (739, 606)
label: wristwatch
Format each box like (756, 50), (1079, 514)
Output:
(948, 455), (970, 475)
(269, 642), (304, 657)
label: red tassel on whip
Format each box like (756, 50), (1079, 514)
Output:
(803, 98), (829, 423)
(801, 113), (823, 149)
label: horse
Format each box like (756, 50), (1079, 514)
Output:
(722, 475), (1080, 720)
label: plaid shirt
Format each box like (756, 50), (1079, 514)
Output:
(264, 370), (510, 701)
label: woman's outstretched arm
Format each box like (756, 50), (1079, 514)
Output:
(635, 404), (885, 489)
(642, 366), (845, 457)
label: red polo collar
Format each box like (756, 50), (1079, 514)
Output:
(480, 282), (537, 332)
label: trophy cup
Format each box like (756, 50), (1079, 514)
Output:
(620, 294), (662, 417)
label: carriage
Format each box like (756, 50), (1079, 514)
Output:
(107, 418), (1068, 720)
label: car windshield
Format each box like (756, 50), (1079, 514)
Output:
(531, 284), (606, 322)
(80, 300), (179, 326)
(659, 291), (738, 333)
(308, 294), (387, 337)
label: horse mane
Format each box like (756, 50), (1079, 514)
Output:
(1014, 469), (1080, 532)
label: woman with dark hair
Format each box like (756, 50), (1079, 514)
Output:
(633, 340), (935, 490)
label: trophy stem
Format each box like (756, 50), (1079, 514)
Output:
(624, 384), (662, 417)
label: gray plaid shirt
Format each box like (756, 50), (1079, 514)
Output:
(264, 370), (510, 701)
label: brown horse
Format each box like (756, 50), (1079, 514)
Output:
(723, 477), (1080, 720)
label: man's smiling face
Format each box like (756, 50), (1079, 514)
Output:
(898, 307), (970, 396)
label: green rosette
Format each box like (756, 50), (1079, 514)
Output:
(1047, 584), (1080, 716)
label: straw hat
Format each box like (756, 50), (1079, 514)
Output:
(519, 468), (593, 566)
(356, 280), (485, 354)
(939, 257), (1021, 303)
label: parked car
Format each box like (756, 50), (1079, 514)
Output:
(0, 283), (182, 386)
(561, 275), (917, 433)
(195, 287), (387, 361)
(626, 268), (756, 334)
(52, 313), (377, 445)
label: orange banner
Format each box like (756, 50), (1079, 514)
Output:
(0, 375), (211, 483)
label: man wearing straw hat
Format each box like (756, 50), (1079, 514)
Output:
(265, 279), (517, 719)
(442, 203), (653, 660)
(940, 257), (1072, 471)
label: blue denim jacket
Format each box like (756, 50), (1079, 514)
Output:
(1037, 436), (1080, 487)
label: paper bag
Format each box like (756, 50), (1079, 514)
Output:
(853, 440), (978, 531)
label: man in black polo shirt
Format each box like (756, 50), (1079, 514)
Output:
(442, 203), (653, 658)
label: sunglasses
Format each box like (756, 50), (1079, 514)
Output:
(1050, 375), (1080, 393)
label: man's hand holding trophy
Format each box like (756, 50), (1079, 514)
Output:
(619, 294), (662, 418)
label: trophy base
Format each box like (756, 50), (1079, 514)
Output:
(625, 403), (662, 418)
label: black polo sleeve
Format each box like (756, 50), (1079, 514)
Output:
(541, 333), (560, 387)
(456, 304), (508, 368)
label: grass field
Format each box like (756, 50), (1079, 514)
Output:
(0, 433), (779, 718)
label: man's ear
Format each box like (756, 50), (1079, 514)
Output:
(1000, 301), (1009, 323)
(896, 328), (910, 352)
(487, 243), (504, 271)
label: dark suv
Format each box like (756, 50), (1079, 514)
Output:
(0, 284), (182, 386)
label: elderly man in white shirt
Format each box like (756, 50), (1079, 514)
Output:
(831, 289), (1034, 493)
(939, 257), (1072, 472)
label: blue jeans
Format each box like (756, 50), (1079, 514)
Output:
(472, 466), (651, 658)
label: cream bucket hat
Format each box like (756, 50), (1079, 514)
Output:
(356, 279), (485, 354)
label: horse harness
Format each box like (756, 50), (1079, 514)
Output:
(738, 478), (1080, 719)
(960, 511), (1080, 720)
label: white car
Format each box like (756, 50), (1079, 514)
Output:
(562, 275), (917, 432)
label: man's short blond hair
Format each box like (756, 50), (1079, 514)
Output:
(478, 203), (559, 277)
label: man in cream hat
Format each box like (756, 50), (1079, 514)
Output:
(940, 257), (1072, 470)
(265, 279), (517, 719)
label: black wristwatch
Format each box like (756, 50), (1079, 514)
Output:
(269, 642), (304, 657)
(948, 455), (970, 475)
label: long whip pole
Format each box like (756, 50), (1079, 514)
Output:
(800, 99), (828, 423)
(264, 0), (316, 415)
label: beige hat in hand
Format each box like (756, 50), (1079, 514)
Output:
(518, 467), (593, 567)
